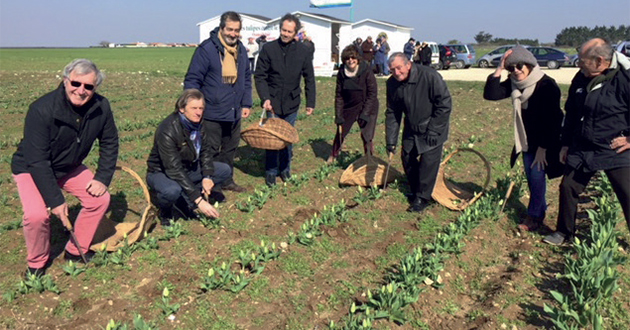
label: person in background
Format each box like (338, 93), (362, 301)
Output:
(353, 37), (364, 58)
(483, 45), (564, 232)
(403, 38), (416, 60)
(361, 36), (375, 70)
(380, 35), (391, 75)
(184, 11), (251, 194)
(412, 41), (422, 64)
(420, 42), (432, 66)
(327, 45), (379, 164)
(12, 59), (119, 276)
(255, 13), (316, 186)
(147, 89), (230, 226)
(385, 53), (452, 213)
(246, 36), (259, 72)
(374, 37), (387, 76)
(543, 38), (630, 246)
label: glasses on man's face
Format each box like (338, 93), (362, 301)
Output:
(506, 63), (526, 72)
(69, 80), (95, 91)
(344, 56), (357, 62)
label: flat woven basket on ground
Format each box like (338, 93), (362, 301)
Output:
(432, 148), (491, 211)
(339, 154), (401, 186)
(241, 115), (299, 150)
(90, 165), (156, 252)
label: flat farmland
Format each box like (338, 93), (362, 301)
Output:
(0, 48), (628, 329)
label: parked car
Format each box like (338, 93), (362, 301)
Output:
(616, 41), (630, 57)
(567, 53), (579, 67)
(437, 44), (457, 70)
(477, 45), (517, 68)
(445, 44), (476, 69)
(490, 46), (568, 69)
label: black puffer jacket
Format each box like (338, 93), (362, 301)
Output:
(12, 83), (119, 209)
(563, 53), (630, 172)
(385, 63), (452, 153)
(146, 113), (214, 202)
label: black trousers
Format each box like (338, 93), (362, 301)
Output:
(556, 165), (630, 236)
(204, 119), (241, 186)
(401, 143), (443, 201)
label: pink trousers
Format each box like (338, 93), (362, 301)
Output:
(14, 165), (110, 268)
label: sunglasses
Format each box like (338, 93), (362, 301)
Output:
(506, 63), (527, 72)
(68, 80), (95, 91)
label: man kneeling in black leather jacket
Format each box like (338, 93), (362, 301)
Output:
(146, 89), (231, 225)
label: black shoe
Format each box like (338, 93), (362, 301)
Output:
(64, 250), (95, 264)
(265, 174), (276, 187)
(407, 197), (432, 213)
(223, 182), (247, 193)
(25, 267), (46, 279)
(279, 170), (291, 182)
(159, 208), (174, 226)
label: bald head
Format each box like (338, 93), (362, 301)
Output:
(579, 38), (613, 77)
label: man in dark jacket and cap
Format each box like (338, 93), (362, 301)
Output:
(543, 38), (630, 246)
(12, 59), (119, 276)
(184, 11), (252, 193)
(386, 52), (452, 213)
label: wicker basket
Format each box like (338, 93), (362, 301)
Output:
(90, 165), (157, 252)
(339, 155), (401, 186)
(241, 112), (299, 150)
(431, 148), (491, 211)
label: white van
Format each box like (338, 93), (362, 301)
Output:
(424, 41), (440, 68)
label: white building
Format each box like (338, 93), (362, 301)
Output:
(196, 12), (413, 76)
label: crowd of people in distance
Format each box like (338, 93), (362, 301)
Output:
(9, 9), (629, 278)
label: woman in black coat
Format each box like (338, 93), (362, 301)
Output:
(328, 45), (379, 163)
(483, 46), (564, 232)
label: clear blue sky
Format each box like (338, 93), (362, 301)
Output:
(1, 0), (628, 47)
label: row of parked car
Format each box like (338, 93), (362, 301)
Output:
(477, 41), (630, 69)
(427, 41), (630, 71)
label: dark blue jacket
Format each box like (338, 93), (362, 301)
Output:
(403, 42), (415, 59)
(184, 27), (253, 122)
(12, 83), (119, 208)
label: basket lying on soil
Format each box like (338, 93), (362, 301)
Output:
(339, 154), (401, 187)
(90, 165), (156, 252)
(241, 115), (299, 150)
(431, 148), (491, 211)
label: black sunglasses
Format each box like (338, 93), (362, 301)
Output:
(69, 80), (95, 91)
(506, 63), (527, 72)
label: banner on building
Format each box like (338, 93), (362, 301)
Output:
(309, 0), (352, 8)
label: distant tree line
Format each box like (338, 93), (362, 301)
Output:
(555, 25), (630, 47)
(474, 25), (629, 47)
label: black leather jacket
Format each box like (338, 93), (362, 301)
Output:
(146, 112), (214, 202)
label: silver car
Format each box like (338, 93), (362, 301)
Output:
(477, 45), (518, 68)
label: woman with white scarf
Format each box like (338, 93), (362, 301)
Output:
(483, 45), (564, 232)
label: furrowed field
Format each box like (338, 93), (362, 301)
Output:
(0, 48), (628, 329)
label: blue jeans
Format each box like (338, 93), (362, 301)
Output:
(522, 151), (547, 218)
(265, 111), (298, 177)
(147, 161), (231, 210)
(382, 61), (389, 75)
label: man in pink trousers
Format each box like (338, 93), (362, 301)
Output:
(11, 59), (119, 277)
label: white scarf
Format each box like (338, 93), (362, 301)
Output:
(510, 65), (544, 153)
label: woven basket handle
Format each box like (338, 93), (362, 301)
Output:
(441, 148), (492, 206)
(115, 165), (153, 232)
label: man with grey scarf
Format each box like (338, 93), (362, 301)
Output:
(543, 38), (630, 246)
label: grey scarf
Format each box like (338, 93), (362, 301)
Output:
(510, 65), (545, 153)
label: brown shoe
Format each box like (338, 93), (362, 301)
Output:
(518, 216), (542, 232)
(223, 182), (246, 193)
